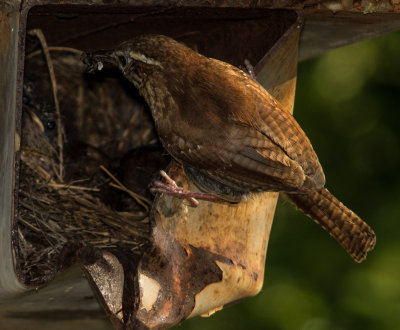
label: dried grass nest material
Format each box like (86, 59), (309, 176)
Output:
(16, 33), (164, 285)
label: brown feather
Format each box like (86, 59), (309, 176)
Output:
(286, 188), (376, 262)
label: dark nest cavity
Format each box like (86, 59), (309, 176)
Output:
(16, 31), (169, 285)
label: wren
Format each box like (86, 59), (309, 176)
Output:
(83, 34), (375, 262)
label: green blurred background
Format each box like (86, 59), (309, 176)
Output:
(175, 31), (400, 330)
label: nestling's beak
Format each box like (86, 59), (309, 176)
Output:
(81, 50), (117, 73)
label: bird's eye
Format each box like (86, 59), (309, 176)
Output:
(117, 55), (127, 67)
(46, 121), (56, 130)
(22, 95), (30, 104)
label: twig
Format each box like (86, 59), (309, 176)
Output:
(48, 183), (101, 192)
(108, 182), (152, 212)
(28, 29), (64, 182)
(18, 217), (41, 233)
(26, 46), (82, 60)
(50, 159), (63, 183)
(100, 165), (151, 212)
(27, 183), (58, 251)
(20, 153), (57, 185)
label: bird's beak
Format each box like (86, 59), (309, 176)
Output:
(81, 50), (117, 73)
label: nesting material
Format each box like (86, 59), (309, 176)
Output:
(16, 33), (166, 285)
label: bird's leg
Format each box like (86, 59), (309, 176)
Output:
(244, 59), (256, 79)
(150, 170), (227, 207)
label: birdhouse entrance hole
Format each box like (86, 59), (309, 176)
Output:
(4, 3), (300, 328)
(16, 3), (298, 287)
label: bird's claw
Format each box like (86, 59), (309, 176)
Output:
(150, 171), (199, 207)
(150, 170), (228, 207)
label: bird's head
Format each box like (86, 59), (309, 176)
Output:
(83, 35), (194, 88)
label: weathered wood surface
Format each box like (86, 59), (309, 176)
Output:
(1, 0), (400, 328)
(22, 0), (400, 60)
(0, 2), (26, 295)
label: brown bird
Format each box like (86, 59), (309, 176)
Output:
(83, 34), (375, 262)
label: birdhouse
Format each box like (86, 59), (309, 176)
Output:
(0, 1), (398, 329)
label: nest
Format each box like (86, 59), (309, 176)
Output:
(16, 31), (168, 285)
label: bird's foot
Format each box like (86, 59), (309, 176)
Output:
(150, 170), (226, 207)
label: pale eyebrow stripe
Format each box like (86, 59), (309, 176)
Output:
(129, 51), (162, 67)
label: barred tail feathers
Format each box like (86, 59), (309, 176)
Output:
(286, 188), (375, 263)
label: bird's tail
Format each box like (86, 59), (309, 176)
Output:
(285, 188), (376, 263)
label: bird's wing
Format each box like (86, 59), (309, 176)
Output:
(211, 127), (308, 192)
(164, 59), (324, 192)
(247, 80), (325, 189)
(165, 123), (308, 192)
(208, 59), (326, 189)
